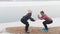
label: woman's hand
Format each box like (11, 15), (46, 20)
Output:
(38, 14), (43, 20)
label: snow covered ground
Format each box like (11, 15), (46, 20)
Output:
(0, 18), (60, 34)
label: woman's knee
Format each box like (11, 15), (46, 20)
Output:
(26, 23), (29, 27)
(49, 20), (53, 24)
(43, 21), (46, 24)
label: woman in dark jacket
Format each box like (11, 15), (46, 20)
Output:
(21, 10), (35, 33)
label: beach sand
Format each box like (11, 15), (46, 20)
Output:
(6, 27), (60, 34)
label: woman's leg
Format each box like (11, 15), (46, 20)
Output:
(43, 21), (48, 30)
(21, 19), (29, 33)
(43, 20), (53, 30)
(25, 22), (29, 32)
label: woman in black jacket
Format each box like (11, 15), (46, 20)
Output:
(21, 10), (35, 33)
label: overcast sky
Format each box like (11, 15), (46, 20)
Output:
(16, 0), (58, 1)
(0, 5), (60, 23)
(0, 1), (60, 23)
(0, 0), (60, 1)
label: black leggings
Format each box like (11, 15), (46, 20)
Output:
(21, 19), (29, 32)
(43, 20), (53, 30)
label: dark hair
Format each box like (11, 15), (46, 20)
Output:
(40, 11), (44, 14)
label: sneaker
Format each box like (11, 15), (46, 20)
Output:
(43, 29), (48, 32)
(42, 28), (48, 32)
(25, 31), (30, 33)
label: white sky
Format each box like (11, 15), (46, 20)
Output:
(0, 1), (60, 23)
(0, 1), (60, 6)
(0, 0), (60, 1)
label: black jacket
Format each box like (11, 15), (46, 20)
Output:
(21, 13), (35, 22)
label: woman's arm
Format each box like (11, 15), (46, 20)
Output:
(30, 17), (35, 21)
(38, 15), (43, 20)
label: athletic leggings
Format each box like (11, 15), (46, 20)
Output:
(21, 19), (29, 32)
(43, 20), (53, 30)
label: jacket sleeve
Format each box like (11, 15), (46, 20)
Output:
(30, 17), (35, 21)
(38, 15), (43, 20)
